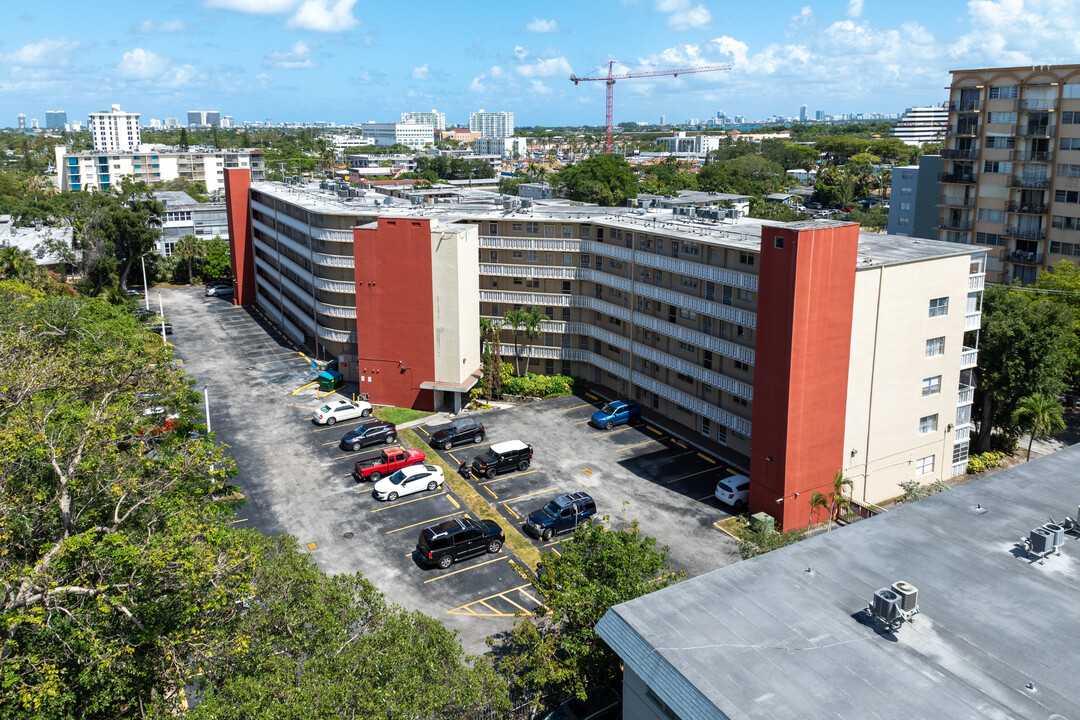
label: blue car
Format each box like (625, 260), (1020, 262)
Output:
(591, 400), (640, 429)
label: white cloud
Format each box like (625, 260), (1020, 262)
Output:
(285, 0), (359, 32)
(654, 0), (712, 30)
(529, 79), (554, 95)
(526, 17), (559, 33)
(1, 37), (83, 67)
(256, 72), (271, 89)
(469, 74), (487, 93)
(846, 0), (863, 18)
(516, 55), (572, 78)
(133, 19), (187, 34)
(412, 63), (430, 80)
(948, 0), (1080, 67)
(117, 48), (170, 80)
(204, 0), (301, 13)
(514, 45), (529, 60)
(263, 41), (319, 69)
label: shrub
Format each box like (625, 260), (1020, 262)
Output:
(898, 479), (950, 503)
(966, 451), (1006, 474)
(990, 432), (1019, 455)
(498, 362), (577, 399)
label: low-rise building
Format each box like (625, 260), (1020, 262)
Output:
(473, 136), (528, 158)
(655, 131), (723, 155)
(359, 122), (434, 150)
(0, 215), (76, 271)
(153, 191), (229, 256)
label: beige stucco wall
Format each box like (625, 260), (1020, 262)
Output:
(844, 253), (975, 505)
(430, 222), (480, 385)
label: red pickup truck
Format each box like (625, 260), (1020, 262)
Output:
(353, 447), (426, 482)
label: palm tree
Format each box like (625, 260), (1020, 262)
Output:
(808, 491), (829, 530)
(174, 234), (206, 285)
(502, 308), (529, 376)
(829, 471), (854, 528)
(1012, 393), (1066, 461)
(0, 246), (38, 282)
(521, 306), (549, 375)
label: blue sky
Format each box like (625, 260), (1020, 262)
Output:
(2, 0), (1078, 128)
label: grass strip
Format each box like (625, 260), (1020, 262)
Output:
(375, 406), (436, 425)
(401, 428), (542, 569)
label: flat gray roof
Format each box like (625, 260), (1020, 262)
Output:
(596, 444), (1080, 720)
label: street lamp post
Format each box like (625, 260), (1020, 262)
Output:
(158, 292), (167, 344)
(140, 255), (150, 310)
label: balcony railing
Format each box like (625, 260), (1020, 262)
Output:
(1003, 226), (1046, 240)
(968, 273), (985, 291)
(938, 195), (975, 207)
(315, 300), (357, 319)
(947, 125), (980, 136)
(1008, 176), (1051, 188)
(964, 311), (982, 331)
(312, 252), (354, 268)
(1008, 250), (1044, 264)
(1006, 201), (1049, 214)
(1020, 98), (1057, 111)
(1014, 125), (1055, 137)
(958, 384), (975, 406)
(948, 101), (983, 111)
(940, 148), (980, 159)
(961, 347), (978, 369)
(1010, 150), (1053, 163)
(316, 324), (356, 343)
(939, 173), (978, 184)
(936, 220), (973, 232)
(313, 277), (355, 294)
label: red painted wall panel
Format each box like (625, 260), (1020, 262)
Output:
(223, 169), (255, 306)
(749, 224), (859, 530)
(352, 218), (436, 410)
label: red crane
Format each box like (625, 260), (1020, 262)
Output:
(570, 60), (731, 154)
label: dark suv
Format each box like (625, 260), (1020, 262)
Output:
(339, 419), (396, 451)
(471, 440), (532, 479)
(525, 492), (596, 541)
(431, 417), (486, 451)
(416, 517), (505, 569)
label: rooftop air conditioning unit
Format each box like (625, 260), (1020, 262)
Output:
(1029, 526), (1053, 554)
(1043, 523), (1065, 549)
(891, 581), (918, 612)
(871, 587), (901, 626)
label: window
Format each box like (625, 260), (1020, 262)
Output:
(580, 254), (591, 268)
(899, 202), (912, 211)
(922, 376), (942, 396)
(774, 235), (784, 249)
(1062, 111), (1080, 124)
(525, 222), (540, 235)
(526, 279), (540, 288)
(512, 250), (523, 260)
(898, 217), (911, 226)
(488, 250), (497, 262)
(677, 340), (695, 352)
(1055, 190), (1080, 204)
(987, 112), (1017, 125)
(926, 336), (945, 357)
(915, 455), (935, 477)
(488, 222), (498, 235)
(900, 186), (912, 196)
(919, 414), (939, 435)
(1061, 138), (1080, 151)
(722, 286), (732, 305)
(733, 359), (749, 371)
(901, 170), (914, 180)
(1058, 164), (1080, 179)
(679, 308), (697, 320)
(701, 418), (711, 438)
(562, 225), (572, 238)
(985, 136), (1015, 149)
(739, 252), (755, 266)
(526, 250), (540, 262)
(511, 223), (523, 232)
(680, 277), (698, 289)
(562, 281), (571, 294)
(675, 372), (693, 384)
(562, 253), (572, 266)
(977, 208), (1005, 223)
(732, 395), (748, 407)
(1064, 83), (1080, 99)
(988, 85), (1018, 99)
(1051, 216), (1080, 231)
(737, 288), (753, 302)
(717, 425), (728, 445)
(982, 160), (1012, 174)
(976, 232), (1004, 246)
(544, 225), (555, 238)
(929, 297), (949, 317)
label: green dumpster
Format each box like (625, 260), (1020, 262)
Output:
(317, 370), (344, 393)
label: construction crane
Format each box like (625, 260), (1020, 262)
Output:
(570, 60), (731, 154)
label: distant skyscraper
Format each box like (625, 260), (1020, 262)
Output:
(17, 114), (26, 130)
(88, 104), (141, 152)
(205, 111), (221, 127)
(800, 105), (808, 122)
(46, 111), (67, 130)
(29, 118), (39, 130)
(469, 109), (514, 138)
(164, 118), (181, 129)
(222, 115), (234, 128)
(660, 115), (666, 126)
(815, 109), (824, 122)
(187, 110), (203, 127)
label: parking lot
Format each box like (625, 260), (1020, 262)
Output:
(161, 286), (742, 652)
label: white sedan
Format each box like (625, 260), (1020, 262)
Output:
(373, 464), (444, 501)
(311, 399), (372, 425)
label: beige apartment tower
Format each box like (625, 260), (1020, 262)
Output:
(940, 64), (1080, 283)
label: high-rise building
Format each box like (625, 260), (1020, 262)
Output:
(17, 114), (26, 130)
(45, 111), (67, 130)
(887, 155), (944, 238)
(29, 118), (39, 130)
(402, 109), (446, 131)
(800, 105), (808, 122)
(939, 64), (1080, 284)
(205, 111), (221, 127)
(88, 104), (141, 152)
(222, 115), (234, 128)
(469, 109), (514, 138)
(815, 109), (824, 122)
(889, 104), (949, 146)
(187, 111), (203, 127)
(164, 118), (181, 129)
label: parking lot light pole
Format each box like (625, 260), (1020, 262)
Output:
(140, 255), (150, 310)
(204, 388), (211, 434)
(158, 292), (167, 344)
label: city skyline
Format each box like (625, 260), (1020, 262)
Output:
(1, 0), (1076, 127)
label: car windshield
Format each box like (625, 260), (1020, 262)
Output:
(318, 405), (332, 413)
(480, 449), (498, 462)
(600, 404), (616, 415)
(718, 480), (735, 494)
(389, 470), (408, 485)
(540, 501), (560, 519)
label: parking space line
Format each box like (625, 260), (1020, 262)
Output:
(642, 450), (693, 466)
(585, 393), (598, 400)
(698, 453), (717, 464)
(478, 600), (501, 614)
(572, 419), (593, 425)
(446, 495), (460, 509)
(478, 469), (539, 485)
(423, 555), (507, 584)
(448, 584), (540, 617)
(549, 547), (561, 556)
(369, 491), (446, 513)
(483, 486), (497, 499)
(502, 595), (532, 614)
(448, 452), (459, 464)
(617, 439), (660, 452)
(518, 587), (543, 606)
(386, 510), (465, 534)
(697, 493), (716, 501)
(418, 427), (430, 436)
(499, 486), (559, 506)
(596, 425), (636, 437)
(556, 403), (592, 413)
(665, 467), (718, 485)
(672, 440), (686, 449)
(646, 426), (663, 436)
(505, 506), (520, 519)
(246, 349), (296, 357)
(311, 419), (370, 433)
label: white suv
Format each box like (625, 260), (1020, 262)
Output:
(312, 399), (373, 425)
(715, 474), (750, 511)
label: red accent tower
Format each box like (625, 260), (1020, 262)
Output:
(749, 222), (860, 530)
(223, 169), (255, 306)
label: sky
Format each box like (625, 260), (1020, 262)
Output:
(2, 0), (1080, 129)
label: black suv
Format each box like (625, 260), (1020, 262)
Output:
(525, 492), (596, 541)
(431, 417), (486, 451)
(416, 517), (505, 569)
(340, 419), (396, 451)
(471, 440), (532, 479)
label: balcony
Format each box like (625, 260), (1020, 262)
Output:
(1008, 176), (1051, 188)
(964, 311), (982, 331)
(948, 101), (983, 111)
(316, 324), (357, 344)
(961, 346), (978, 369)
(313, 277), (355, 294)
(1003, 226), (1046, 240)
(315, 300), (357, 319)
(1006, 201), (1049, 214)
(936, 220), (973, 232)
(968, 273), (985, 292)
(1020, 98), (1057, 111)
(1010, 150), (1053, 163)
(1007, 250), (1044, 265)
(1014, 125), (1055, 137)
(939, 172), (978, 184)
(954, 424), (972, 443)
(312, 252), (354, 268)
(938, 195), (975, 207)
(940, 148), (980, 160)
(947, 125), (980, 137)
(958, 384), (975, 406)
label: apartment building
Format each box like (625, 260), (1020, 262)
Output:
(224, 172), (984, 526)
(887, 155), (944, 238)
(88, 104), (140, 153)
(154, 191), (229, 256)
(889, 104), (949, 146)
(469, 110), (514, 138)
(473, 136), (528, 157)
(187, 110), (221, 127)
(359, 122), (434, 149)
(940, 64), (1080, 283)
(654, 131), (723, 155)
(54, 145), (265, 193)
(401, 109), (446, 131)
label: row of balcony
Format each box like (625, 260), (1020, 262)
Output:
(1006, 201), (1049, 214)
(946, 124), (1056, 138)
(1002, 226), (1046, 240)
(1007, 250), (1044, 265)
(1011, 150), (1053, 163)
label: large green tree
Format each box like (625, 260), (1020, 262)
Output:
(549, 155), (637, 206)
(103, 179), (164, 290)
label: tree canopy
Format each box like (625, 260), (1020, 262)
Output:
(549, 155), (638, 206)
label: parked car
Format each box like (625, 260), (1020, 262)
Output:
(339, 419), (396, 451)
(131, 308), (155, 318)
(143, 316), (172, 334)
(353, 447), (425, 482)
(540, 685), (621, 720)
(590, 400), (639, 430)
(525, 491), (596, 541)
(715, 474), (751, 511)
(415, 517), (504, 569)
(373, 464), (444, 501)
(470, 439), (532, 479)
(430, 417), (486, 450)
(312, 398), (373, 425)
(123, 288), (145, 297)
(205, 283), (233, 297)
